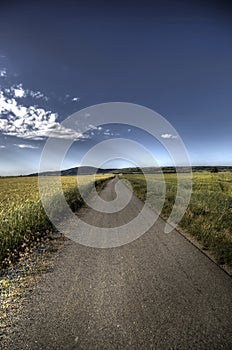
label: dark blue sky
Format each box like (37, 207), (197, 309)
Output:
(0, 0), (232, 175)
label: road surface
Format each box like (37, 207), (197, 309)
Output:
(2, 177), (232, 349)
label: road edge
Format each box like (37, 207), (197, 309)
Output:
(159, 213), (232, 277)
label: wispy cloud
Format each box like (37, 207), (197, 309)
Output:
(161, 133), (178, 139)
(0, 145), (6, 148)
(27, 89), (49, 101)
(0, 89), (87, 140)
(2, 84), (49, 101)
(14, 143), (39, 149)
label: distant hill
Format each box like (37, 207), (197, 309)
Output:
(113, 166), (232, 174)
(26, 165), (232, 177)
(29, 166), (117, 176)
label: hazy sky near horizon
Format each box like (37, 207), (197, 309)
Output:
(0, 0), (232, 175)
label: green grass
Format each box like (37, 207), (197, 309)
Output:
(0, 174), (112, 270)
(121, 172), (232, 266)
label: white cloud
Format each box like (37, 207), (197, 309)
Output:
(0, 68), (7, 77)
(28, 89), (49, 101)
(2, 84), (49, 102)
(0, 145), (6, 148)
(0, 90), (87, 140)
(14, 144), (39, 149)
(72, 97), (80, 102)
(161, 133), (178, 139)
(13, 87), (26, 98)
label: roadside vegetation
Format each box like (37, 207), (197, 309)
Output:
(2, 171), (232, 270)
(0, 174), (112, 270)
(121, 172), (232, 267)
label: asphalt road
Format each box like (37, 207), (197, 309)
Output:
(2, 177), (232, 349)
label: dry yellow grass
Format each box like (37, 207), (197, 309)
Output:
(122, 172), (232, 266)
(0, 174), (113, 267)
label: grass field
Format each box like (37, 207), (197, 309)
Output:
(121, 172), (232, 267)
(0, 174), (112, 269)
(1, 171), (232, 270)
